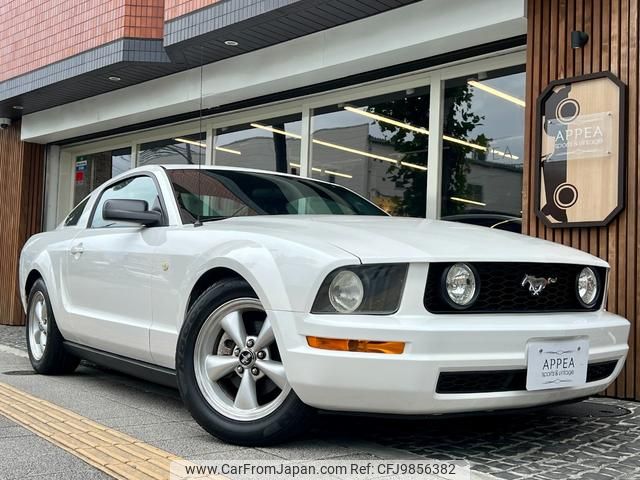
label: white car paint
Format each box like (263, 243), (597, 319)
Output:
(19, 165), (629, 415)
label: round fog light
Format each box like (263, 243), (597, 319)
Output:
(444, 263), (478, 308)
(577, 267), (599, 307)
(328, 270), (364, 313)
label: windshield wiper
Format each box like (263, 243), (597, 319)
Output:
(199, 205), (250, 223)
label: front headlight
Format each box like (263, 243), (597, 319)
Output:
(312, 264), (408, 314)
(443, 263), (479, 308)
(577, 267), (599, 307)
(328, 270), (364, 313)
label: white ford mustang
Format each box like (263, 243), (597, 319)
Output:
(19, 165), (629, 445)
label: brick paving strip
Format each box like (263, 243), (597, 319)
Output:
(0, 340), (482, 480)
(0, 381), (223, 480)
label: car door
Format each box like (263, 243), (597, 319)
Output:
(63, 174), (166, 362)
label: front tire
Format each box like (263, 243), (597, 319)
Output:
(176, 279), (313, 446)
(26, 279), (79, 375)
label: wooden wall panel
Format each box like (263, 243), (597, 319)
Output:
(524, 0), (640, 400)
(0, 121), (45, 326)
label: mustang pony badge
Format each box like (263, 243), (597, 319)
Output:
(521, 274), (558, 296)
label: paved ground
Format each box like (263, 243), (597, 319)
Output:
(1, 324), (640, 479)
(0, 325), (24, 351)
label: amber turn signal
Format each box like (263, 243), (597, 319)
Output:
(306, 336), (404, 354)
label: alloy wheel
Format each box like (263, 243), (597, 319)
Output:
(28, 291), (48, 361)
(193, 298), (291, 421)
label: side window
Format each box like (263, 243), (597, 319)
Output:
(63, 197), (90, 227)
(91, 176), (162, 228)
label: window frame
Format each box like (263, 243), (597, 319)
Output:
(87, 172), (169, 229)
(52, 50), (525, 229)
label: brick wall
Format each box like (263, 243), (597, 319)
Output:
(164, 0), (222, 20)
(0, 0), (165, 83)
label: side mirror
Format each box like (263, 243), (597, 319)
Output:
(102, 199), (162, 227)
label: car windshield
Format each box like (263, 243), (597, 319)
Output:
(166, 169), (387, 223)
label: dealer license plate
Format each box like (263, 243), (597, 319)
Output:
(526, 339), (589, 391)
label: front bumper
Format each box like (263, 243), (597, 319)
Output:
(271, 309), (629, 415)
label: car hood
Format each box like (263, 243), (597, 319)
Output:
(207, 215), (608, 267)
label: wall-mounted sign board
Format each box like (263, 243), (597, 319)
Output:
(535, 71), (626, 227)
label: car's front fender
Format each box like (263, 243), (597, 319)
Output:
(147, 227), (359, 368)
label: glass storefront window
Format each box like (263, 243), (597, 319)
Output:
(73, 147), (131, 204)
(311, 88), (429, 217)
(138, 133), (205, 166)
(59, 59), (526, 231)
(440, 66), (525, 230)
(214, 114), (302, 174)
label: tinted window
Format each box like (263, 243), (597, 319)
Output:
(64, 197), (90, 227)
(166, 169), (386, 224)
(92, 176), (161, 228)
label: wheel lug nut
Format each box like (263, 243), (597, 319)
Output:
(233, 347), (240, 356)
(236, 366), (244, 374)
(246, 339), (255, 348)
(257, 351), (266, 359)
(251, 367), (259, 376)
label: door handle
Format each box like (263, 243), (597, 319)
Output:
(70, 243), (84, 256)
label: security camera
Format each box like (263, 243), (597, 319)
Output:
(0, 118), (11, 129)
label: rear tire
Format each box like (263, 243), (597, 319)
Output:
(26, 279), (79, 375)
(176, 279), (313, 446)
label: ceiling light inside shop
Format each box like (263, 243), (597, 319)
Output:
(108, 76), (121, 82)
(250, 123), (302, 139)
(450, 196), (487, 207)
(344, 106), (429, 136)
(224, 40), (239, 46)
(312, 139), (399, 164)
(343, 106), (518, 160)
(289, 162), (352, 178)
(324, 169), (353, 179)
(400, 161), (427, 171)
(441, 134), (519, 160)
(175, 137), (242, 155)
(467, 80), (526, 107)
(175, 137), (206, 148)
(252, 122), (396, 163)
(215, 146), (242, 155)
(251, 123), (428, 172)
(12, 105), (23, 110)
